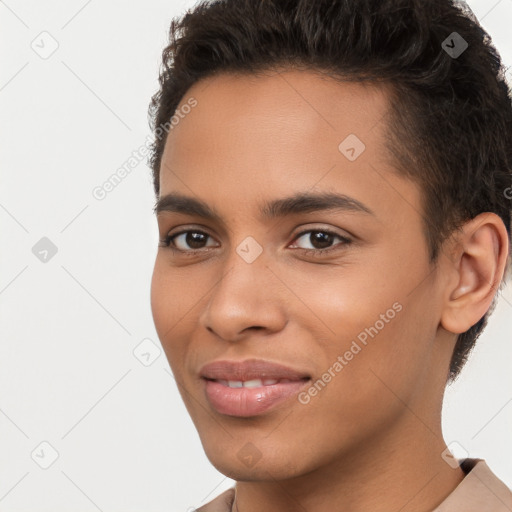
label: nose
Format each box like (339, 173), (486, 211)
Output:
(198, 248), (288, 343)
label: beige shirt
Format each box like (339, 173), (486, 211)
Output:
(196, 458), (512, 511)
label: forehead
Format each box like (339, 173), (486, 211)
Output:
(162, 68), (391, 164)
(158, 69), (420, 224)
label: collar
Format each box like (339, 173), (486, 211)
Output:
(432, 458), (512, 511)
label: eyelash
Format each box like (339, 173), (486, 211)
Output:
(158, 227), (352, 257)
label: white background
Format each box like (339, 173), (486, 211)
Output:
(1, 0), (511, 510)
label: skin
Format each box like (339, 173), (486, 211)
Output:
(150, 69), (509, 512)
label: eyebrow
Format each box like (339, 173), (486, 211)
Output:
(154, 191), (375, 221)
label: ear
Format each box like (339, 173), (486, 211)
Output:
(440, 212), (510, 334)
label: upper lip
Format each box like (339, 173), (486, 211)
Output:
(200, 359), (311, 382)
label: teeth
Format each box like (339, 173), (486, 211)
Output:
(216, 378), (281, 388)
(243, 379), (263, 388)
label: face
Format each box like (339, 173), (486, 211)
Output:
(151, 69), (453, 481)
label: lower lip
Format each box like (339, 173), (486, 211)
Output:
(203, 378), (310, 417)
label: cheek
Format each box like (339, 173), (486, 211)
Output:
(303, 268), (435, 409)
(150, 262), (169, 340)
(320, 296), (436, 424)
(286, 317), (421, 463)
(150, 260), (190, 364)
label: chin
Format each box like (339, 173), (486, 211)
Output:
(202, 441), (311, 482)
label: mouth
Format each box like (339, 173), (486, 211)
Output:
(207, 377), (308, 388)
(199, 359), (312, 417)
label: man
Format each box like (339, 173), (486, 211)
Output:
(148, 0), (512, 510)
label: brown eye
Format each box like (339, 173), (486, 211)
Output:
(290, 229), (352, 254)
(159, 230), (218, 251)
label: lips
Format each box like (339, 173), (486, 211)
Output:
(200, 358), (311, 382)
(200, 359), (311, 417)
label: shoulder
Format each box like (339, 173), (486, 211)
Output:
(195, 487), (236, 512)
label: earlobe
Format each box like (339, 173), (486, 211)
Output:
(440, 213), (509, 334)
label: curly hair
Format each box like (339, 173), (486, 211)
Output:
(148, 0), (512, 383)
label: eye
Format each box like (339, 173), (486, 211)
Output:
(289, 228), (352, 255)
(159, 227), (352, 256)
(159, 230), (218, 252)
